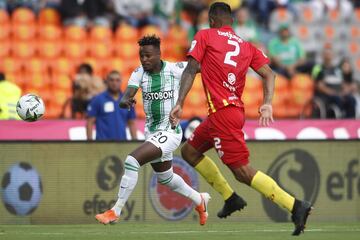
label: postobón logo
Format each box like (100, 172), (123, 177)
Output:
(149, 156), (199, 221)
(97, 156), (123, 191)
(1, 162), (43, 216)
(263, 149), (320, 222)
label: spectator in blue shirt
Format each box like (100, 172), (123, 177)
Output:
(86, 71), (137, 140)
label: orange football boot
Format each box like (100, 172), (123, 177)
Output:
(195, 193), (211, 225)
(95, 209), (119, 225)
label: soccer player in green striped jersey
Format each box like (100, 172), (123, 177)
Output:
(95, 35), (210, 226)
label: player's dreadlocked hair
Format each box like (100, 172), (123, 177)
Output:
(138, 35), (161, 49)
(209, 2), (232, 18)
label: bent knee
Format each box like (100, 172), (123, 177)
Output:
(181, 143), (203, 167)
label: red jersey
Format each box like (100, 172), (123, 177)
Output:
(187, 25), (269, 115)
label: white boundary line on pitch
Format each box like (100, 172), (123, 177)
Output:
(8, 228), (358, 235)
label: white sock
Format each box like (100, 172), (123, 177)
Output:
(112, 155), (139, 216)
(155, 167), (202, 205)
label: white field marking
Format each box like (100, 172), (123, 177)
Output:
(121, 228), (360, 234)
(7, 228), (360, 236)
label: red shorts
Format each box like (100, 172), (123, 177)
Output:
(188, 106), (249, 169)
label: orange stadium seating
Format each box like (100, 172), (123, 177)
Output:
(11, 7), (35, 25)
(24, 57), (48, 73)
(12, 24), (37, 41)
(38, 25), (62, 41)
(0, 40), (11, 58)
(90, 26), (113, 43)
(0, 24), (10, 40)
(1, 6), (358, 119)
(50, 57), (75, 75)
(12, 40), (36, 59)
(0, 9), (9, 24)
(37, 40), (63, 59)
(115, 24), (138, 42)
(38, 8), (61, 26)
(64, 25), (87, 41)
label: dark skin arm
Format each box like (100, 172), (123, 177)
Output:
(119, 87), (138, 109)
(169, 57), (200, 127)
(255, 64), (276, 126)
(120, 87), (138, 140)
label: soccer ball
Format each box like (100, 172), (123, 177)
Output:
(16, 94), (45, 122)
(1, 162), (43, 216)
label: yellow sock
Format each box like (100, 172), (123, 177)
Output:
(251, 171), (295, 212)
(195, 155), (234, 200)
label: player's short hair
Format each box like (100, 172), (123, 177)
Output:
(209, 2), (232, 18)
(138, 35), (161, 49)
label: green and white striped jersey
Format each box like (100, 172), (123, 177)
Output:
(128, 61), (187, 134)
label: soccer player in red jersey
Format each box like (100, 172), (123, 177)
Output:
(170, 2), (312, 236)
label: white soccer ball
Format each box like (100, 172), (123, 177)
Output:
(16, 94), (45, 122)
(1, 162), (43, 216)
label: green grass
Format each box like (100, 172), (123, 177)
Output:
(1, 222), (360, 240)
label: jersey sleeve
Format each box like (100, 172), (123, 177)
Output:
(249, 43), (270, 71)
(87, 96), (99, 117)
(127, 66), (144, 89)
(172, 61), (188, 79)
(187, 29), (208, 63)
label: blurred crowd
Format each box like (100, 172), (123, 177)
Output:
(1, 0), (360, 123)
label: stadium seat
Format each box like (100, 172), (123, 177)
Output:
(115, 24), (138, 42)
(63, 41), (88, 60)
(298, 5), (318, 23)
(12, 24), (37, 41)
(4, 72), (25, 88)
(272, 75), (290, 118)
(104, 58), (126, 75)
(64, 26), (87, 41)
(269, 8), (295, 32)
(11, 7), (36, 25)
(38, 25), (62, 41)
(114, 41), (138, 59)
(38, 8), (61, 26)
(50, 89), (71, 107)
(0, 24), (10, 40)
(0, 57), (22, 73)
(348, 25), (360, 40)
(90, 26), (113, 43)
(37, 40), (63, 59)
(12, 41), (36, 59)
(347, 42), (359, 56)
(166, 25), (188, 45)
(351, 8), (360, 23)
(0, 40), (11, 58)
(81, 57), (103, 76)
(24, 57), (48, 73)
(89, 41), (113, 59)
(319, 25), (340, 41)
(326, 9), (344, 24)
(140, 25), (163, 39)
(355, 57), (360, 75)
(0, 9), (9, 24)
(27, 73), (51, 90)
(51, 74), (72, 91)
(290, 74), (314, 117)
(50, 57), (74, 75)
(134, 92), (145, 118)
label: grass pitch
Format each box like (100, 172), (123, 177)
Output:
(1, 222), (359, 240)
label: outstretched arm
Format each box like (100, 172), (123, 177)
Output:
(119, 87), (138, 109)
(170, 57), (200, 127)
(255, 64), (276, 126)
